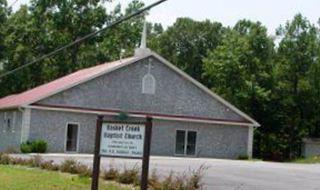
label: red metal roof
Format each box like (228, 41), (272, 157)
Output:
(0, 56), (138, 109)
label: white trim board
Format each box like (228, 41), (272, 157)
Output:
(26, 105), (255, 127)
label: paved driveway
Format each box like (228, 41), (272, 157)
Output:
(13, 154), (320, 190)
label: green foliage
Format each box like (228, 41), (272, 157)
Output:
(0, 153), (10, 165)
(1, 154), (206, 189)
(0, 0), (147, 97)
(59, 159), (92, 177)
(237, 155), (249, 160)
(292, 156), (320, 164)
(0, 165), (129, 190)
(103, 164), (119, 180)
(273, 14), (320, 159)
(31, 140), (47, 153)
(20, 142), (32, 153)
(39, 160), (59, 171)
(117, 167), (140, 185)
(59, 159), (80, 174)
(20, 140), (47, 153)
(1, 0), (320, 162)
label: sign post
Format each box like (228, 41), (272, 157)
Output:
(141, 116), (153, 190)
(91, 115), (103, 190)
(91, 115), (153, 190)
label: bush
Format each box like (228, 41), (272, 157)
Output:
(76, 163), (92, 177)
(0, 153), (11, 165)
(59, 159), (91, 177)
(187, 165), (208, 190)
(103, 165), (119, 181)
(117, 167), (140, 185)
(237, 155), (249, 160)
(149, 165), (208, 190)
(20, 140), (47, 153)
(20, 142), (32, 153)
(40, 160), (59, 171)
(59, 159), (78, 174)
(31, 140), (47, 153)
(30, 155), (43, 167)
(148, 169), (162, 190)
(9, 157), (32, 166)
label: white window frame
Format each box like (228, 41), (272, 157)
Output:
(142, 73), (156, 94)
(174, 129), (198, 157)
(64, 122), (80, 153)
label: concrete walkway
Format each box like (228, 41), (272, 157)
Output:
(12, 154), (320, 190)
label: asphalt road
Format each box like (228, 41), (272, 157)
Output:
(13, 154), (320, 190)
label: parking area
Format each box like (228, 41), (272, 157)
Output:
(13, 154), (320, 190)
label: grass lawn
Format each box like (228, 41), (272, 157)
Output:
(0, 165), (131, 190)
(292, 156), (320, 164)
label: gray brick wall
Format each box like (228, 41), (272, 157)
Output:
(38, 57), (244, 121)
(29, 109), (96, 153)
(29, 109), (249, 158)
(151, 120), (248, 158)
(0, 110), (23, 152)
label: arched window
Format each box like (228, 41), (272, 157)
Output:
(142, 73), (156, 94)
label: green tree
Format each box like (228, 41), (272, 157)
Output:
(1, 6), (39, 96)
(0, 0), (8, 72)
(0, 0), (147, 97)
(275, 14), (319, 159)
(203, 20), (276, 159)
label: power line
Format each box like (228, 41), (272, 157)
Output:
(0, 0), (168, 79)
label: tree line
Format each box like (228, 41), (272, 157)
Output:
(0, 0), (319, 161)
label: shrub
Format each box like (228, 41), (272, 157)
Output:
(149, 165), (208, 190)
(40, 160), (59, 171)
(31, 140), (47, 153)
(0, 153), (11, 165)
(59, 159), (78, 174)
(20, 142), (32, 153)
(186, 165), (208, 190)
(9, 157), (31, 166)
(76, 163), (92, 177)
(237, 155), (249, 160)
(159, 172), (175, 190)
(59, 159), (91, 177)
(103, 165), (119, 180)
(148, 169), (162, 190)
(20, 140), (47, 153)
(30, 155), (43, 167)
(117, 167), (140, 185)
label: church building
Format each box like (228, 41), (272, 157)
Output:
(0, 24), (259, 159)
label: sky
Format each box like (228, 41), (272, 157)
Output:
(7, 0), (320, 35)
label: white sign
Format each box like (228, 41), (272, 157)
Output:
(100, 123), (145, 158)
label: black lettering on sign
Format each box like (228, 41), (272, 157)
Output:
(125, 133), (142, 140)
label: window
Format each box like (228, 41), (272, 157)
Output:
(175, 130), (197, 156)
(65, 123), (79, 152)
(142, 73), (156, 94)
(175, 130), (186, 155)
